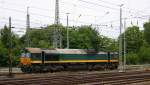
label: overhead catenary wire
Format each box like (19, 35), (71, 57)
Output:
(0, 14), (149, 32)
(78, 0), (145, 17)
(0, 13), (149, 27)
(97, 0), (120, 6)
(0, 0), (149, 35)
(0, 7), (90, 25)
(1, 0), (110, 15)
(60, 0), (107, 13)
(0, 0), (72, 16)
(78, 0), (119, 10)
(1, 0), (149, 19)
(0, 17), (46, 27)
(1, 2), (148, 26)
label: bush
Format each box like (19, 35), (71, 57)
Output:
(0, 44), (20, 67)
(138, 46), (150, 64)
(126, 52), (139, 65)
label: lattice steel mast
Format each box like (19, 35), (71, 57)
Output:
(53, 0), (62, 48)
(26, 7), (30, 47)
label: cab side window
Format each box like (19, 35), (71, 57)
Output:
(31, 53), (41, 60)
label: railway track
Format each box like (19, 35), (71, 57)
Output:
(81, 78), (150, 85)
(0, 71), (150, 85)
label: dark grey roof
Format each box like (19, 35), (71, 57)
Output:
(24, 48), (111, 54)
(25, 48), (42, 53)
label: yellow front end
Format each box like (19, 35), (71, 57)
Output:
(20, 57), (31, 66)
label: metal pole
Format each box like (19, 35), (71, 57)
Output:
(55, 0), (60, 24)
(123, 18), (126, 71)
(137, 20), (138, 25)
(59, 27), (62, 48)
(119, 4), (123, 72)
(66, 13), (70, 49)
(26, 7), (30, 47)
(9, 16), (13, 77)
(54, 0), (61, 48)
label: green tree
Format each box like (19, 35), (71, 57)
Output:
(144, 21), (150, 45)
(21, 24), (65, 48)
(0, 25), (11, 48)
(99, 36), (118, 51)
(23, 25), (119, 51)
(0, 41), (8, 66)
(123, 26), (143, 53)
(68, 26), (103, 51)
(0, 25), (20, 66)
(24, 25), (107, 51)
(138, 46), (150, 64)
(126, 52), (139, 64)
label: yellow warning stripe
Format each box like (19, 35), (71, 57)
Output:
(44, 60), (118, 63)
(30, 60), (118, 64)
(31, 61), (42, 63)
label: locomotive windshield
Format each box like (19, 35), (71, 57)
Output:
(21, 53), (30, 58)
(30, 53), (41, 60)
(21, 53), (26, 57)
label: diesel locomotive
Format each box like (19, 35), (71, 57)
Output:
(20, 48), (119, 73)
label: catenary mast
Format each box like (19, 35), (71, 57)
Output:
(53, 0), (62, 48)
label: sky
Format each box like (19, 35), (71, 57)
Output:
(0, 0), (150, 38)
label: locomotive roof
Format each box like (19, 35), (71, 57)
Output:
(56, 49), (95, 54)
(25, 48), (42, 53)
(25, 48), (118, 54)
(43, 49), (107, 54)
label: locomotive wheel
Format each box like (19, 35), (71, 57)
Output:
(21, 67), (26, 73)
(21, 66), (30, 73)
(35, 65), (41, 72)
(26, 67), (32, 73)
(47, 65), (55, 72)
(88, 65), (93, 71)
(51, 65), (57, 72)
(55, 65), (64, 72)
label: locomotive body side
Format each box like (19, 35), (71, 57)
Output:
(20, 48), (119, 73)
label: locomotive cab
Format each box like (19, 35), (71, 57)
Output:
(20, 48), (42, 73)
(20, 51), (31, 65)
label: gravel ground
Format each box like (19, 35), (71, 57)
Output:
(0, 67), (150, 85)
(0, 67), (21, 73)
(130, 81), (150, 85)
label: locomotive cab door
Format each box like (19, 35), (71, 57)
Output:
(41, 51), (45, 64)
(107, 52), (111, 68)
